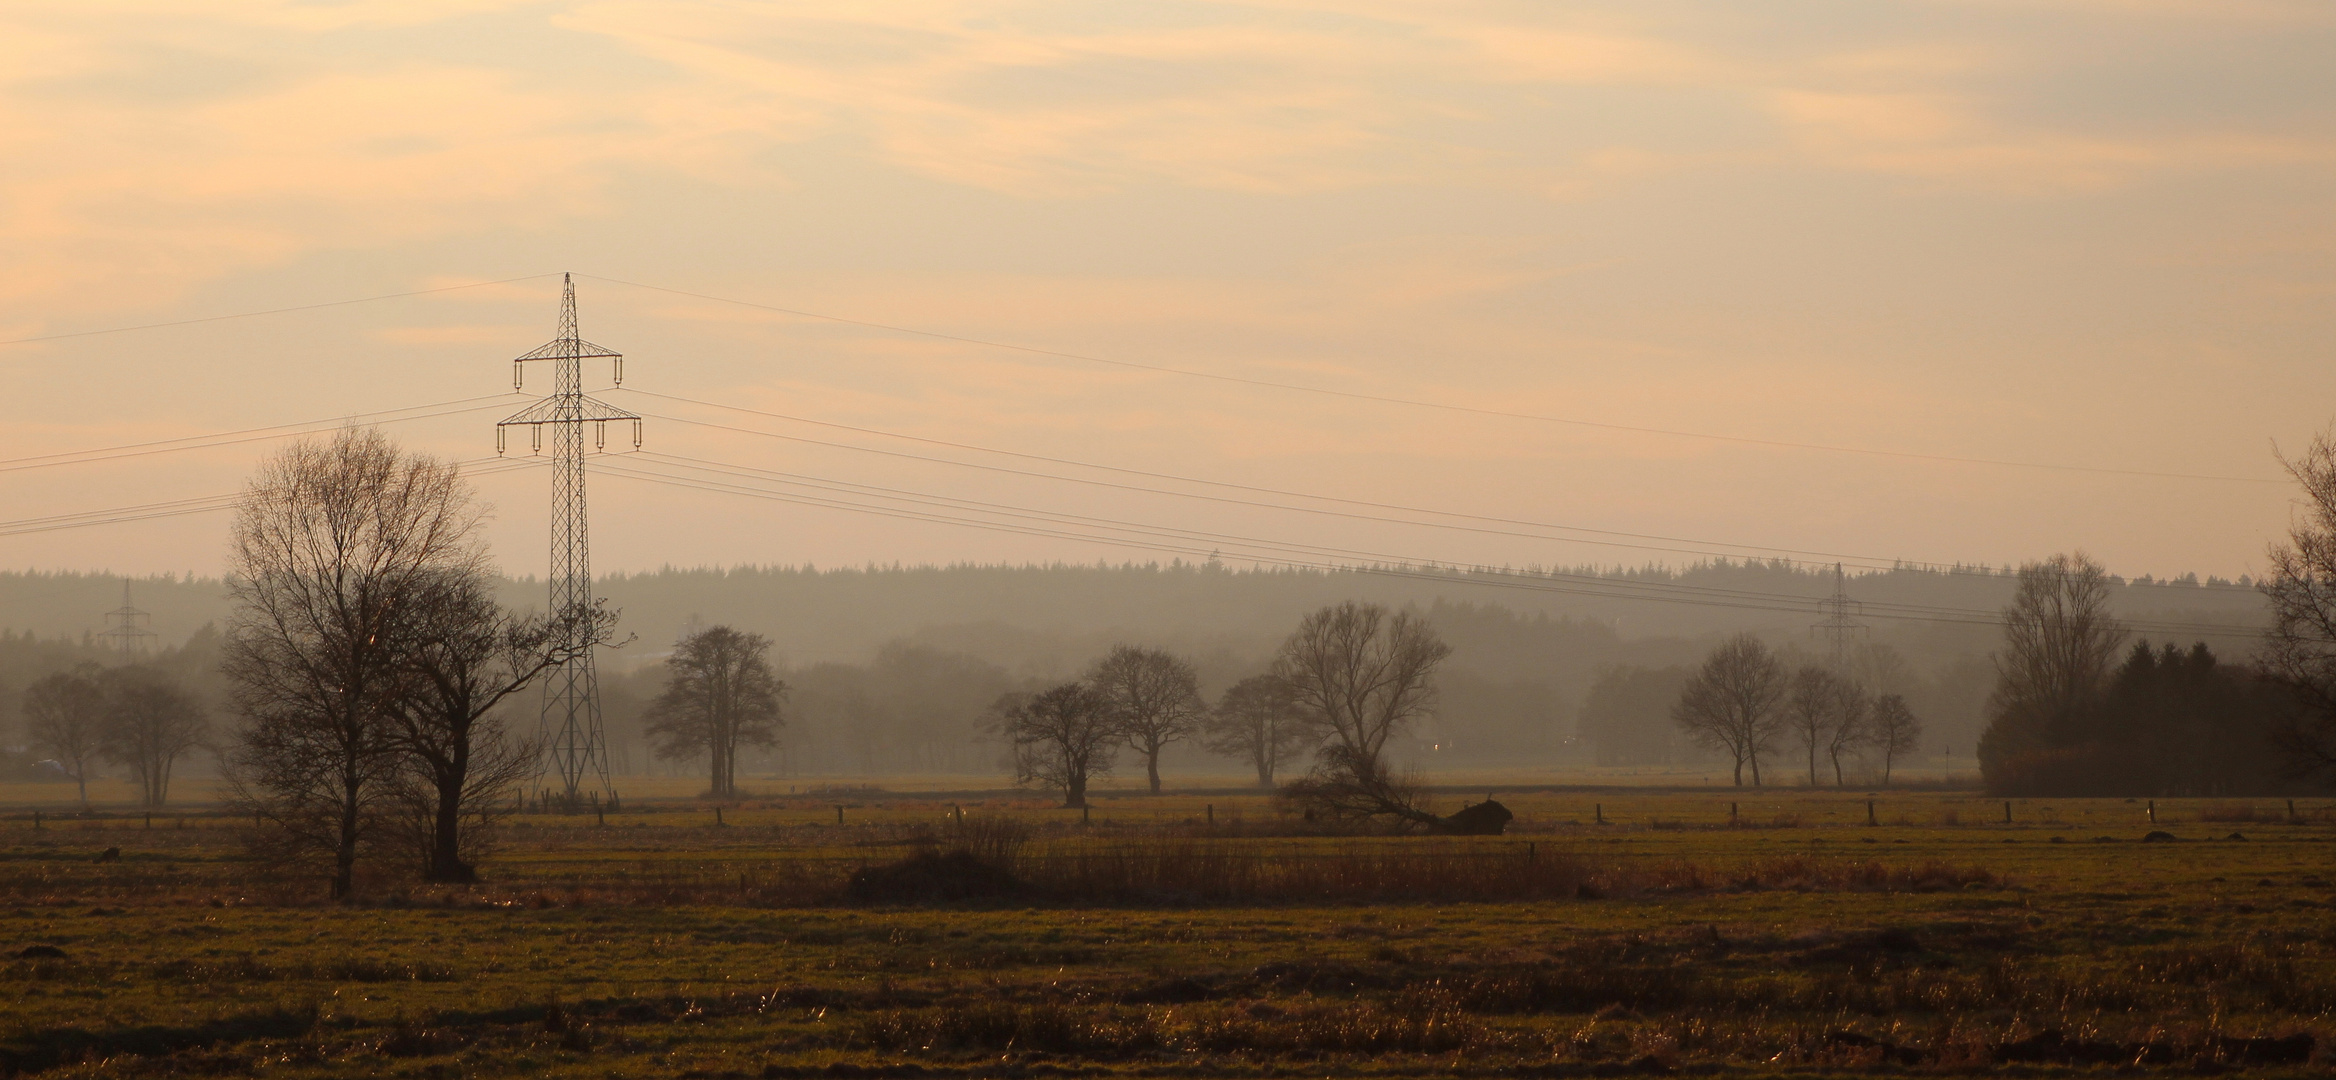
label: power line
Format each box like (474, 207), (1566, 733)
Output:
(623, 397), (1935, 573)
(621, 391), (2264, 593)
(601, 452), (2261, 637)
(0, 396), (520, 476)
(581, 275), (2285, 486)
(0, 457), (541, 538)
(0, 274), (561, 348)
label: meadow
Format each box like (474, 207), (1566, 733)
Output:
(1, 782), (2331, 1078)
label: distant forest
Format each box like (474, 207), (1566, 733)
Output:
(0, 560), (2271, 784)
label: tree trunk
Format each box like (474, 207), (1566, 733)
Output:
(1065, 771), (1087, 809)
(74, 770), (87, 808)
(1146, 748), (1162, 794)
(1831, 752), (1844, 786)
(1750, 755), (1763, 787)
(427, 754), (475, 883)
(333, 796), (359, 900)
(1732, 758), (1744, 787)
(1807, 745), (1818, 786)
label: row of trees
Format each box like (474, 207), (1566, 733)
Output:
(19, 663), (208, 807)
(996, 602), (1453, 820)
(1670, 635), (1923, 786)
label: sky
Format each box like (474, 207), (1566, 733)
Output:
(0, 0), (2331, 587)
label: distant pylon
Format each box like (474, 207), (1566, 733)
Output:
(1811, 562), (1868, 673)
(97, 580), (156, 654)
(496, 274), (642, 804)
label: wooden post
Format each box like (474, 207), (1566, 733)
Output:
(835, 805), (844, 826)
(595, 803), (605, 827)
(1729, 802), (1737, 825)
(32, 811), (40, 831)
(1207, 804), (1214, 825)
(145, 812), (152, 830)
(1082, 804), (1091, 826)
(2147, 800), (2156, 824)
(715, 806), (724, 827)
(1867, 800), (1876, 826)
(1527, 841), (1536, 864)
(2003, 801), (2012, 824)
(2289, 798), (2298, 823)
(1595, 803), (1604, 825)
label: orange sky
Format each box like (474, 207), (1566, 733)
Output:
(1, 1), (2330, 583)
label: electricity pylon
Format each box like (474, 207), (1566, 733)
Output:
(497, 274), (641, 805)
(97, 580), (156, 654)
(1810, 562), (1868, 673)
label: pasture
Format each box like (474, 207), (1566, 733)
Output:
(1, 784), (2331, 1077)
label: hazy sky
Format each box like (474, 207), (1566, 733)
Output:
(2, 1), (2331, 586)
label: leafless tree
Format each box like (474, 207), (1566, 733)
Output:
(22, 664), (106, 807)
(222, 428), (485, 899)
(644, 625), (784, 799)
(2261, 431), (2336, 779)
(100, 666), (208, 808)
(1978, 552), (2125, 783)
(384, 570), (602, 882)
(995, 682), (1118, 808)
(1273, 601), (1451, 825)
(1275, 601), (1451, 775)
(1868, 694), (1923, 784)
(1821, 678), (1870, 786)
(1202, 673), (1315, 788)
(1783, 665), (1867, 786)
(1673, 633), (1787, 787)
(1086, 645), (1207, 793)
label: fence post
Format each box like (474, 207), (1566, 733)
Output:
(1867, 800), (1876, 826)
(2003, 801), (2012, 825)
(715, 806), (724, 827)
(1082, 804), (1091, 826)
(596, 803), (605, 827)
(1595, 803), (1604, 825)
(2147, 800), (2156, 824)
(1527, 842), (1536, 864)
(145, 812), (151, 829)
(836, 805), (844, 826)
(32, 811), (40, 831)
(1729, 802), (1737, 825)
(2290, 799), (2298, 823)
(1207, 804), (1214, 825)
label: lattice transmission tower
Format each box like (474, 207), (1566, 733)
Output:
(98, 581), (156, 655)
(1810, 562), (1868, 673)
(497, 274), (642, 805)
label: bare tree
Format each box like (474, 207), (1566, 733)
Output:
(2261, 431), (2336, 779)
(996, 682), (1118, 808)
(1978, 552), (2125, 786)
(22, 664), (105, 807)
(644, 625), (784, 799)
(1673, 633), (1787, 787)
(100, 666), (208, 808)
(1821, 678), (1870, 786)
(384, 571), (600, 882)
(1868, 694), (1923, 784)
(1783, 666), (1868, 786)
(1275, 602), (1451, 775)
(1273, 602), (1451, 826)
(1202, 673), (1314, 788)
(223, 428), (484, 899)
(1086, 645), (1207, 793)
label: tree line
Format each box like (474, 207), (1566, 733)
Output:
(18, 662), (208, 808)
(1666, 634), (1924, 786)
(993, 601), (1455, 826)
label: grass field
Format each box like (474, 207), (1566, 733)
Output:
(2, 783), (2332, 1077)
